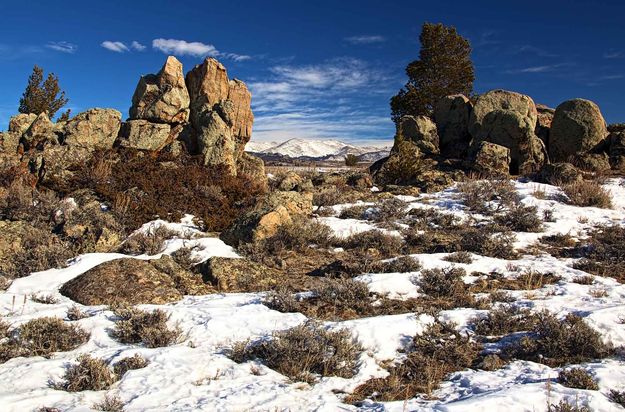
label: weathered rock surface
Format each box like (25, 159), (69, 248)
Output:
(118, 120), (172, 151)
(9, 113), (37, 135)
(536, 162), (582, 185)
(220, 190), (313, 246)
(469, 141), (511, 177)
(60, 256), (213, 305)
(63, 108), (121, 149)
(21, 112), (58, 150)
(469, 90), (538, 137)
(434, 94), (472, 158)
(196, 256), (281, 292)
(535, 104), (555, 147)
(549, 99), (608, 162)
(130, 56), (190, 124)
(395, 115), (439, 155)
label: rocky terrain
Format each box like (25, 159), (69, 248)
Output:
(1, 57), (625, 412)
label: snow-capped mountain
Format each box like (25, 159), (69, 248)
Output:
(245, 138), (391, 161)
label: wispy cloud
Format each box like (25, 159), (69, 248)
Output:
(101, 41), (130, 53)
(504, 63), (569, 74)
(603, 50), (623, 59)
(516, 45), (559, 58)
(344, 35), (386, 45)
(131, 41), (146, 51)
(151, 38), (249, 61)
(46, 41), (77, 54)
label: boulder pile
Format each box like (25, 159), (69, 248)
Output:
(372, 89), (615, 186)
(0, 56), (265, 183)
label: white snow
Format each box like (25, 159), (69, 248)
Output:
(246, 138), (391, 160)
(2, 179), (625, 411)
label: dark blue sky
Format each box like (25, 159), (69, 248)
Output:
(1, 0), (624, 144)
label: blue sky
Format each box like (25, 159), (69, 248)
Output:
(1, 0), (624, 145)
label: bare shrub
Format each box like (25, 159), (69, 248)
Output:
(472, 305), (536, 336)
(93, 394), (125, 412)
(548, 399), (591, 412)
(111, 307), (181, 348)
(494, 205), (543, 232)
(348, 321), (481, 401)
(608, 390), (625, 407)
(458, 180), (520, 215)
(561, 180), (612, 208)
(572, 225), (625, 282)
(263, 287), (300, 313)
(112, 354), (149, 377)
(558, 368), (598, 390)
(229, 321), (362, 383)
(118, 225), (177, 255)
(338, 204), (368, 220)
(414, 267), (466, 298)
(368, 198), (409, 223)
(56, 355), (117, 392)
(339, 230), (404, 258)
(408, 207), (460, 230)
(443, 251), (473, 264)
(0, 319), (10, 339)
(67, 305), (90, 321)
(370, 256), (422, 273)
(30, 293), (59, 304)
(503, 311), (611, 366)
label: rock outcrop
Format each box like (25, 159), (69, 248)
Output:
(535, 104), (555, 147)
(395, 115), (439, 155)
(129, 56), (190, 124)
(549, 99), (608, 162)
(469, 141), (511, 177)
(196, 256), (281, 292)
(469, 90), (546, 174)
(118, 120), (172, 151)
(434, 94), (472, 158)
(537, 163), (582, 185)
(63, 108), (121, 149)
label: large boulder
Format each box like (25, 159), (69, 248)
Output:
(220, 190), (313, 246)
(21, 112), (58, 150)
(470, 90), (538, 136)
(549, 99), (608, 162)
(236, 152), (267, 183)
(60, 256), (214, 305)
(536, 163), (582, 185)
(195, 110), (237, 174)
(9, 113), (37, 135)
(129, 56), (190, 124)
(434, 94), (472, 158)
(117, 120), (172, 151)
(63, 108), (121, 149)
(535, 104), (555, 147)
(185, 58), (230, 119)
(196, 257), (281, 292)
(469, 141), (511, 177)
(608, 130), (625, 170)
(395, 115), (439, 155)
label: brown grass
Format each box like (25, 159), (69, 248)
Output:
(458, 180), (520, 215)
(112, 354), (149, 377)
(338, 230), (404, 258)
(472, 305), (536, 336)
(558, 368), (598, 390)
(443, 251), (473, 264)
(560, 180), (612, 208)
(93, 394), (125, 412)
(229, 320), (362, 383)
(111, 307), (181, 348)
(55, 355), (117, 392)
(572, 225), (625, 282)
(118, 225), (177, 255)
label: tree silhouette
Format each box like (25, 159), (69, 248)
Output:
(19, 65), (69, 118)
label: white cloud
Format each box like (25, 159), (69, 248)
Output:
(46, 41), (77, 54)
(131, 41), (146, 51)
(603, 51), (623, 59)
(344, 35), (386, 44)
(222, 52), (252, 62)
(505, 63), (569, 74)
(101, 41), (130, 53)
(152, 38), (219, 57)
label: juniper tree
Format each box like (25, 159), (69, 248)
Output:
(391, 23), (474, 122)
(18, 65), (69, 118)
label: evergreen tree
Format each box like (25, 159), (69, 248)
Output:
(391, 23), (474, 122)
(18, 65), (69, 118)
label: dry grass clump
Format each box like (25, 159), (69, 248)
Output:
(370, 256), (422, 273)
(118, 225), (177, 255)
(229, 320), (362, 383)
(111, 307), (181, 348)
(93, 394), (125, 412)
(338, 204), (368, 220)
(503, 311), (611, 366)
(470, 270), (561, 293)
(67, 305), (90, 321)
(608, 390), (625, 407)
(443, 251), (473, 264)
(0, 317), (89, 363)
(368, 198), (409, 223)
(112, 354), (149, 377)
(548, 399), (591, 412)
(560, 180), (612, 208)
(55, 355), (117, 392)
(458, 179), (520, 215)
(0, 319), (10, 339)
(572, 225), (625, 282)
(558, 368), (599, 390)
(339, 230), (404, 258)
(408, 207), (460, 230)
(494, 205), (543, 232)
(472, 305), (536, 336)
(348, 321), (481, 402)
(30, 293), (60, 304)
(412, 267), (483, 310)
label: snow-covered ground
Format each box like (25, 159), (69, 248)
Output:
(1, 179), (625, 411)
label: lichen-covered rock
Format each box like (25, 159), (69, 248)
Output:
(196, 256), (281, 292)
(535, 104), (555, 147)
(434, 94), (472, 158)
(536, 162), (582, 185)
(549, 99), (608, 162)
(185, 58), (230, 121)
(236, 152), (267, 183)
(470, 90), (538, 135)
(117, 120), (172, 151)
(63, 108), (121, 149)
(21, 112), (58, 150)
(9, 113), (37, 135)
(571, 152), (611, 173)
(469, 141), (511, 177)
(195, 110), (237, 174)
(60, 256), (213, 305)
(396, 115), (439, 155)
(0, 132), (20, 153)
(220, 190), (313, 246)
(130, 56), (190, 124)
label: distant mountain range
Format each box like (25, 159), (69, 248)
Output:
(245, 138), (391, 162)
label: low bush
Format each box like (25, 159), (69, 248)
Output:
(503, 311), (611, 366)
(112, 354), (149, 377)
(111, 307), (181, 348)
(548, 399), (591, 412)
(368, 198), (409, 223)
(67, 305), (90, 321)
(443, 251), (473, 264)
(608, 390), (625, 407)
(558, 368), (598, 390)
(118, 226), (177, 255)
(339, 230), (404, 258)
(561, 180), (612, 208)
(229, 320), (362, 383)
(572, 225), (625, 282)
(0, 317), (89, 363)
(458, 180), (520, 215)
(348, 321), (481, 401)
(370, 255), (422, 273)
(472, 305), (536, 336)
(338, 204), (368, 219)
(494, 205), (543, 232)
(93, 394), (125, 412)
(412, 267), (480, 309)
(55, 355), (117, 392)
